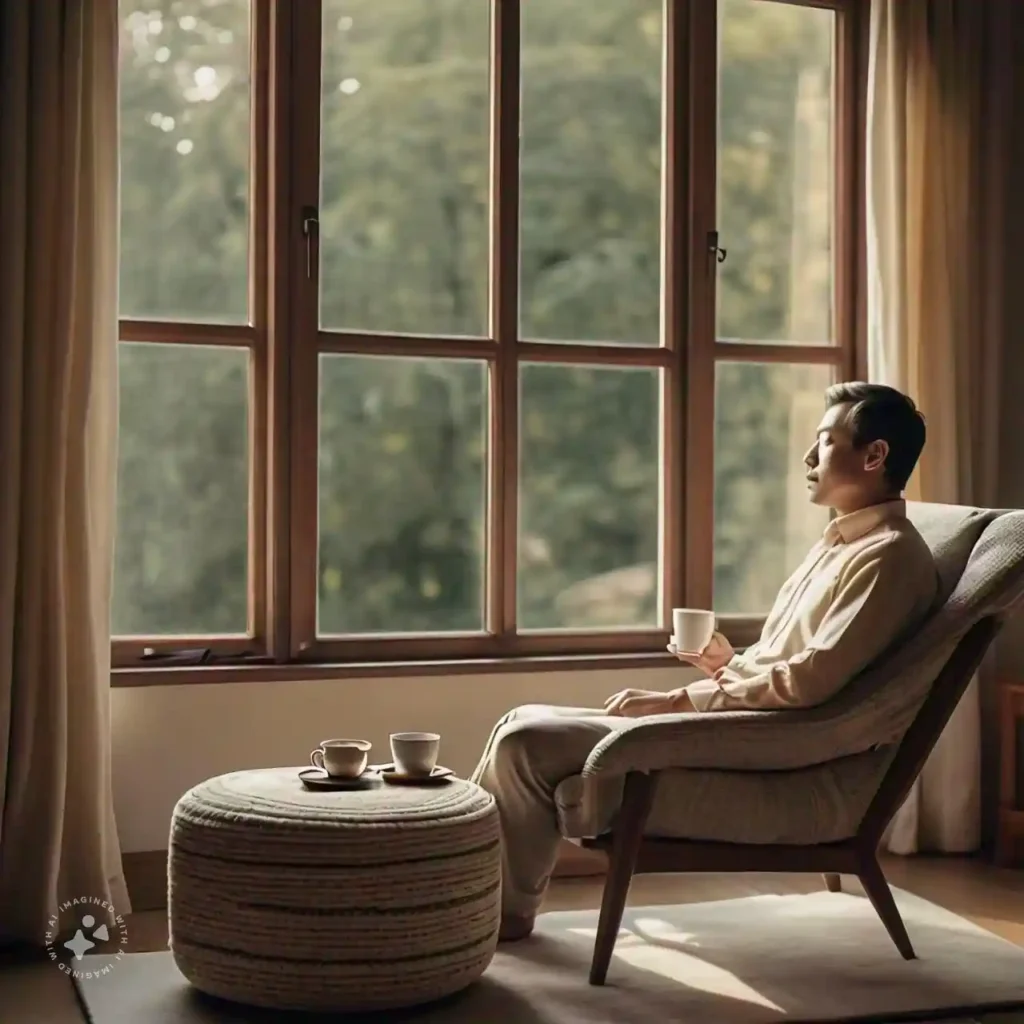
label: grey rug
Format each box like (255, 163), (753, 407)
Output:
(74, 889), (1024, 1023)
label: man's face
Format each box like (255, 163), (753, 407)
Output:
(804, 402), (889, 512)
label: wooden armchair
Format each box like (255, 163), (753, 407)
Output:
(583, 617), (997, 984)
(562, 504), (1024, 985)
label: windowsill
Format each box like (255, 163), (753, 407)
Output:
(110, 650), (686, 687)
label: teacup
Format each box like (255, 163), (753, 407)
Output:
(390, 732), (440, 777)
(310, 738), (372, 779)
(672, 608), (716, 653)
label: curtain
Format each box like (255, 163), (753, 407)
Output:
(866, 0), (1005, 853)
(0, 0), (129, 943)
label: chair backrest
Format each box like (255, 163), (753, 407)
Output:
(854, 502), (1024, 839)
(859, 615), (999, 844)
(904, 502), (1005, 606)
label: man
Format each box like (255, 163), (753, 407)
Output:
(471, 382), (939, 941)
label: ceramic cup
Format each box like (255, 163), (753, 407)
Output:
(672, 608), (716, 654)
(390, 732), (440, 777)
(310, 738), (372, 779)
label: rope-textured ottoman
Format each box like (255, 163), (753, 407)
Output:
(168, 767), (501, 1012)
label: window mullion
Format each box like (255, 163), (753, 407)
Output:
(663, 0), (689, 626)
(491, 0), (521, 645)
(265, 0), (295, 662)
(835, 0), (867, 381)
(684, 0), (718, 611)
(286, 0), (324, 657)
(249, 0), (271, 657)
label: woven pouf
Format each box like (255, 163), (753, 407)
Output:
(168, 767), (501, 1012)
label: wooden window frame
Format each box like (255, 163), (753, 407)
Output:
(112, 0), (866, 680)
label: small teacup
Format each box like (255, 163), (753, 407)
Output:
(390, 732), (440, 777)
(310, 738), (372, 779)
(672, 608), (716, 653)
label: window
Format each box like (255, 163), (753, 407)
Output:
(115, 0), (257, 663)
(113, 0), (862, 671)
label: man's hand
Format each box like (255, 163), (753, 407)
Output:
(667, 630), (734, 675)
(604, 687), (694, 717)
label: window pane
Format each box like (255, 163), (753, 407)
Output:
(518, 364), (660, 629)
(519, 1), (663, 345)
(318, 356), (487, 634)
(716, 0), (834, 344)
(713, 362), (832, 614)
(118, 1), (251, 323)
(113, 344), (250, 635)
(319, 1), (491, 336)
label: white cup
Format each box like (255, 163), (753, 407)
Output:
(672, 608), (716, 654)
(310, 738), (372, 779)
(390, 732), (440, 777)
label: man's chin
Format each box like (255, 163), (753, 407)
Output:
(806, 483), (826, 505)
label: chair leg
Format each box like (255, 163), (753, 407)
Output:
(822, 872), (842, 892)
(589, 772), (657, 986)
(858, 855), (915, 960)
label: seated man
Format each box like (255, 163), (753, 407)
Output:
(471, 381), (939, 941)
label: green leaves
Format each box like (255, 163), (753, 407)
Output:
(113, 0), (837, 637)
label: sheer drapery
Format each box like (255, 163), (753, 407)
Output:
(0, 0), (128, 942)
(866, 0), (1005, 853)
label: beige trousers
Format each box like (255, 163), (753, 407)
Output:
(469, 704), (633, 919)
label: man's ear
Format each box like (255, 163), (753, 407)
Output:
(864, 439), (889, 473)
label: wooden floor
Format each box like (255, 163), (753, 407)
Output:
(3, 854), (1023, 1023)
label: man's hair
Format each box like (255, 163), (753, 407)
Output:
(824, 382), (926, 491)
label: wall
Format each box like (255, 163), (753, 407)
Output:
(989, 0), (1024, 848)
(992, 0), (1024, 667)
(110, 664), (688, 852)
(995, 124), (1024, 831)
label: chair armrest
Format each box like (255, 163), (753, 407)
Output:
(582, 709), (844, 779)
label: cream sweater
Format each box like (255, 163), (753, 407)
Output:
(686, 499), (938, 712)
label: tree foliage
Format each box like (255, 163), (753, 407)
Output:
(113, 0), (833, 637)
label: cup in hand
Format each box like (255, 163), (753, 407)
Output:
(310, 738), (372, 779)
(672, 608), (716, 654)
(390, 732), (440, 777)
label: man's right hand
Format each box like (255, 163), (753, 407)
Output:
(667, 630), (734, 675)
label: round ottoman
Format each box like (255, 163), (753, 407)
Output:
(168, 767), (501, 1012)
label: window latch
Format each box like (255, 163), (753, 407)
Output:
(302, 205), (319, 279)
(708, 230), (727, 264)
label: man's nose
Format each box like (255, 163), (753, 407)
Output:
(804, 446), (818, 467)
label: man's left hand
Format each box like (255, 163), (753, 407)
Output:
(604, 687), (694, 717)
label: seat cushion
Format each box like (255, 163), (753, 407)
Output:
(556, 746), (895, 845)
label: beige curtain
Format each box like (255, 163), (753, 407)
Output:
(867, 0), (1004, 853)
(0, 0), (129, 943)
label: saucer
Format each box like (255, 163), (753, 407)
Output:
(298, 767), (381, 791)
(378, 764), (455, 786)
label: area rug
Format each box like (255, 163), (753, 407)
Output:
(74, 889), (1024, 1024)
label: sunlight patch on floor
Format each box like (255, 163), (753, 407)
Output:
(569, 916), (784, 1012)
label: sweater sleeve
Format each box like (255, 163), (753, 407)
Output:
(685, 538), (936, 712)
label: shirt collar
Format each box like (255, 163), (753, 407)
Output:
(823, 499), (906, 546)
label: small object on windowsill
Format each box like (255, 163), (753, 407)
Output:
(139, 648), (268, 667)
(141, 647), (213, 666)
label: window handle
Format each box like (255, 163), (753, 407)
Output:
(708, 230), (727, 264)
(302, 205), (319, 279)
